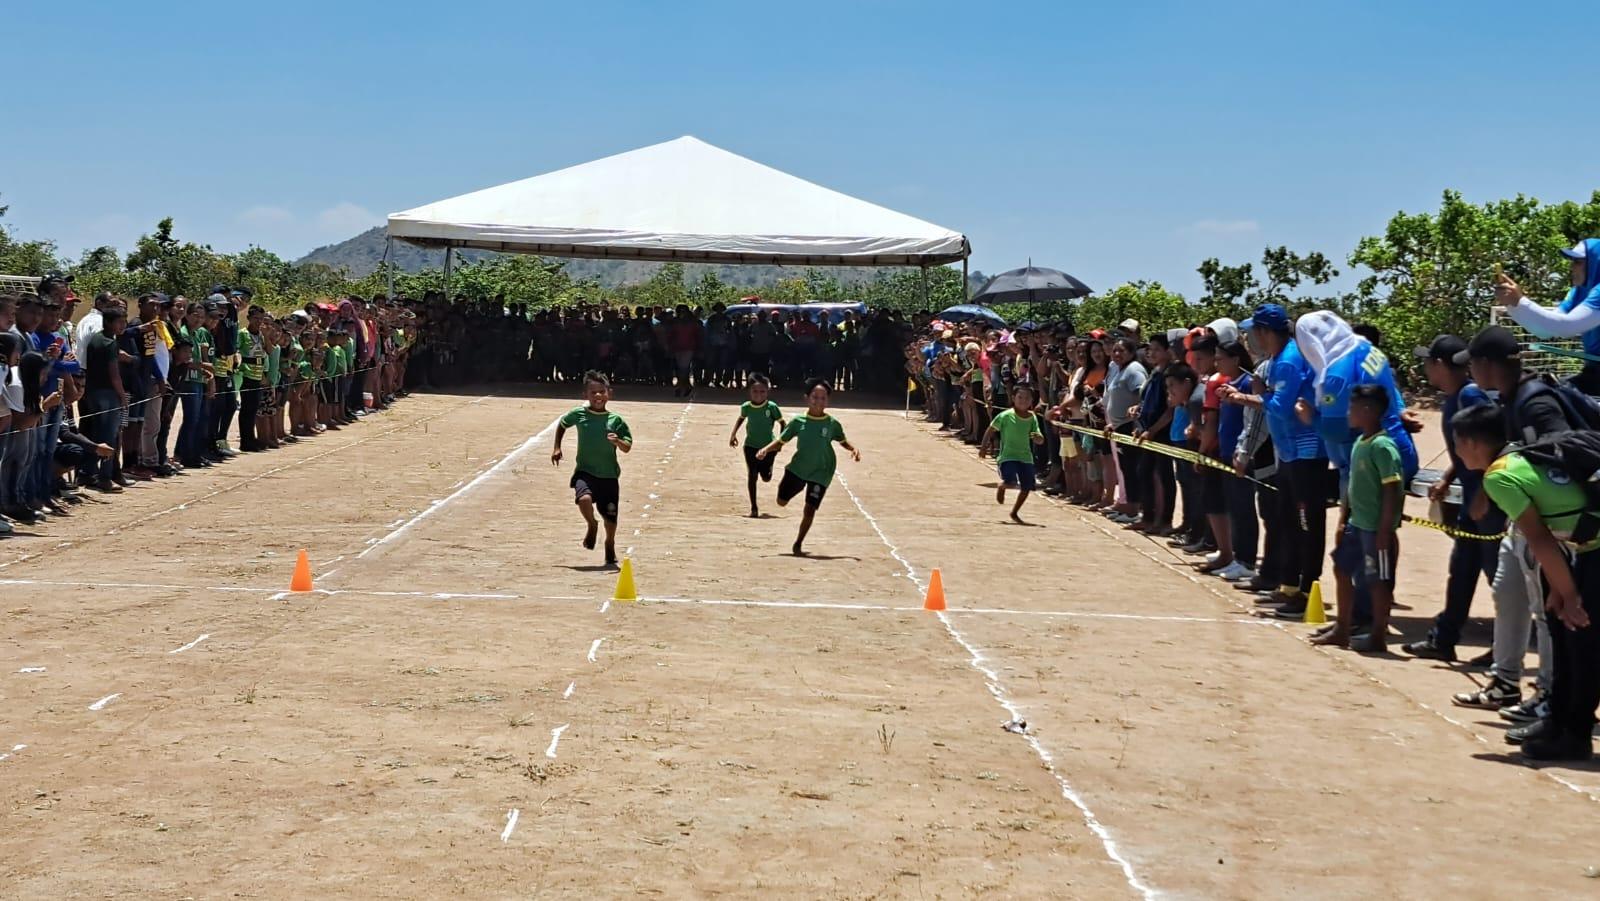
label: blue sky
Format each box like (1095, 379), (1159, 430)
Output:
(2, 0), (1593, 297)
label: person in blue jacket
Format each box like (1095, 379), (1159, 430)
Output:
(1219, 303), (1328, 618)
(1497, 238), (1600, 394)
(1294, 310), (1419, 486)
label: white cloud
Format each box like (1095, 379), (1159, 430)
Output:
(315, 202), (379, 236)
(238, 205), (295, 226)
(1180, 218), (1260, 236)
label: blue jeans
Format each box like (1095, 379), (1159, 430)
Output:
(80, 389), (121, 484)
(1428, 516), (1501, 649)
(30, 406), (63, 504)
(177, 383), (206, 464)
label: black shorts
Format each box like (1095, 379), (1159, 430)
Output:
(572, 471), (620, 522)
(743, 444), (775, 480)
(317, 380), (335, 404)
(778, 470), (827, 509)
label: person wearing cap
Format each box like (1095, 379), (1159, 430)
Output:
(1400, 335), (1501, 663)
(1496, 238), (1600, 394)
(236, 305), (268, 452)
(1222, 303), (1329, 618)
(1448, 324), (1581, 715)
(206, 293), (241, 458)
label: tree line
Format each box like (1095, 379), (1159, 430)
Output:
(5, 189), (1600, 382)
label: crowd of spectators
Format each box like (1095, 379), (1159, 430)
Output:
(908, 239), (1600, 762)
(1, 276), (419, 535)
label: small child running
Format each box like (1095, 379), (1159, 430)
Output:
(551, 371), (633, 567)
(728, 374), (786, 518)
(756, 378), (860, 556)
(981, 384), (1045, 522)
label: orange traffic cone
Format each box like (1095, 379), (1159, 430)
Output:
(923, 569), (947, 611)
(289, 549), (313, 593)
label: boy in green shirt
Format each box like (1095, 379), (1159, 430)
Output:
(1314, 385), (1403, 653)
(756, 378), (860, 557)
(980, 384), (1045, 523)
(1455, 403), (1597, 762)
(552, 371), (634, 567)
(727, 373), (786, 518)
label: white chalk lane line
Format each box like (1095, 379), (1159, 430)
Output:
(835, 472), (1158, 900)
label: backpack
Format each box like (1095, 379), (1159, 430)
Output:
(1512, 374), (1600, 436)
(1514, 430), (1600, 545)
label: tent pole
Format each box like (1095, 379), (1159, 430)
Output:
(443, 246), (453, 300)
(962, 256), (969, 303)
(384, 236), (395, 301)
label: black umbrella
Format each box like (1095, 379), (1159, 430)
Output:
(972, 265), (1092, 304)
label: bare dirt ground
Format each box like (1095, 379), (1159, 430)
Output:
(3, 386), (1598, 899)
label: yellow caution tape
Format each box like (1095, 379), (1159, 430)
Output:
(1048, 420), (1506, 541)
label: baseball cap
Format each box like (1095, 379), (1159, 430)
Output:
(1415, 334), (1467, 363)
(1455, 325), (1520, 365)
(1239, 303), (1289, 333)
(1119, 318), (1139, 333)
(37, 272), (73, 293)
(1559, 240), (1589, 261)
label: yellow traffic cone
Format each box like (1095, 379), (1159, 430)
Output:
(613, 558), (638, 602)
(1303, 581), (1327, 625)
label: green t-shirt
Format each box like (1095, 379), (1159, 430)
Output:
(781, 414), (847, 486)
(1349, 433), (1404, 531)
(326, 345), (347, 378)
(560, 406), (632, 479)
(739, 400), (783, 447)
(1484, 451), (1600, 553)
(182, 325), (212, 384)
(266, 345), (282, 387)
(239, 327), (264, 382)
(990, 408), (1042, 464)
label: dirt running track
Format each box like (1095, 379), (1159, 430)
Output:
(2, 386), (1598, 899)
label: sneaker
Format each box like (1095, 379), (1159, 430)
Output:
(1520, 732), (1593, 762)
(1499, 689), (1550, 724)
(1505, 717), (1553, 746)
(1216, 560), (1254, 582)
(1452, 677), (1520, 710)
(1401, 637), (1457, 663)
(1219, 563), (1256, 582)
(1203, 551), (1223, 566)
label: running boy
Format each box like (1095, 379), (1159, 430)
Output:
(1314, 385), (1403, 653)
(552, 371), (634, 567)
(728, 374), (785, 518)
(981, 384), (1045, 522)
(755, 378), (860, 556)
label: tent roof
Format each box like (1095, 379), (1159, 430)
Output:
(386, 136), (969, 267)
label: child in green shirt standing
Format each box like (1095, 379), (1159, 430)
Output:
(1315, 385), (1403, 653)
(981, 384), (1045, 523)
(756, 378), (860, 557)
(728, 373), (785, 518)
(552, 371), (634, 567)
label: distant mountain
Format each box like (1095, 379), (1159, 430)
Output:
(295, 227), (974, 291)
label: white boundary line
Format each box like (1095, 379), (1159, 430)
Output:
(168, 634), (209, 654)
(87, 693), (121, 711)
(500, 808), (520, 842)
(545, 724), (569, 758)
(835, 472), (1158, 900)
(352, 417), (561, 563)
(0, 577), (1264, 625)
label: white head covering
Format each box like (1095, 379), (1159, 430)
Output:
(1294, 310), (1365, 397)
(1206, 317), (1240, 347)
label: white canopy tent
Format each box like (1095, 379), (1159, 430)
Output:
(385, 135), (970, 299)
